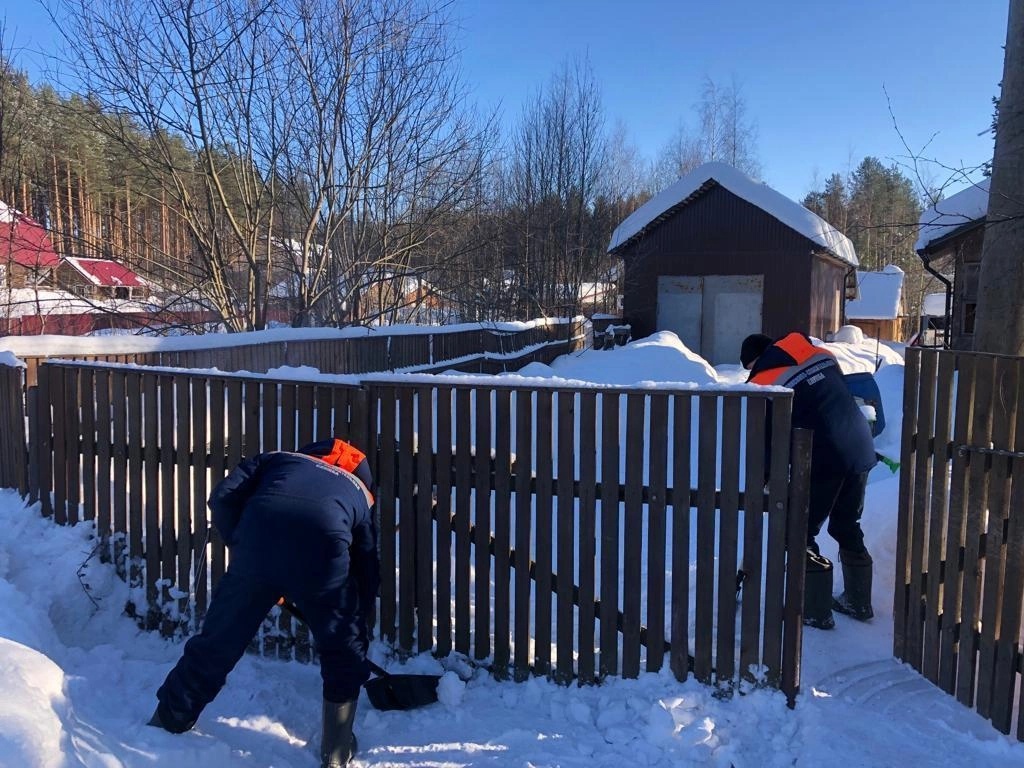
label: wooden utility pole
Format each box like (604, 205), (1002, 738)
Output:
(975, 0), (1024, 355)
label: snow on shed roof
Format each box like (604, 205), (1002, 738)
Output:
(915, 179), (989, 253)
(607, 162), (858, 266)
(62, 257), (146, 288)
(845, 264), (904, 320)
(0, 200), (60, 270)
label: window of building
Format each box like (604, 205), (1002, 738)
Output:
(963, 302), (977, 335)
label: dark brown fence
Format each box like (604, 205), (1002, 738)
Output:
(29, 361), (812, 700)
(0, 362), (27, 493)
(370, 382), (812, 700)
(17, 319), (585, 387)
(895, 347), (1024, 738)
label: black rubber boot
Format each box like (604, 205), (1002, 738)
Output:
(146, 701), (196, 734)
(321, 698), (358, 768)
(833, 549), (874, 621)
(803, 549), (835, 630)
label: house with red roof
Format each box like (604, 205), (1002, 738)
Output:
(56, 256), (148, 300)
(0, 201), (60, 288)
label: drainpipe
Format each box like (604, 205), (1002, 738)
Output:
(920, 254), (952, 350)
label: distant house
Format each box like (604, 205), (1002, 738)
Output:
(56, 257), (148, 300)
(844, 265), (907, 342)
(608, 162), (857, 364)
(916, 180), (989, 350)
(0, 201), (60, 288)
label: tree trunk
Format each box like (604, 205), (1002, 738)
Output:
(974, 0), (1024, 355)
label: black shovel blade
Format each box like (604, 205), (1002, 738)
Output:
(364, 673), (440, 711)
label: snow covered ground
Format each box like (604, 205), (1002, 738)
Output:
(3, 330), (1024, 767)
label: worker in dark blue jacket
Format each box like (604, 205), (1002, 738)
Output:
(148, 437), (378, 768)
(742, 332), (877, 629)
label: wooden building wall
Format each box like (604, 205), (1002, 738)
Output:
(618, 185), (849, 342)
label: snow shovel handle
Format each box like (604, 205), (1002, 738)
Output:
(280, 599), (389, 679)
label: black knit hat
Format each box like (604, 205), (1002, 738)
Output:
(740, 334), (773, 369)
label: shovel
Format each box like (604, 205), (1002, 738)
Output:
(363, 659), (440, 711)
(279, 600), (440, 711)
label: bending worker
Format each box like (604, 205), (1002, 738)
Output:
(148, 437), (379, 768)
(741, 332), (877, 629)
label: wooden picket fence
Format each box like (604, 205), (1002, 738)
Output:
(31, 360), (813, 701)
(0, 363), (27, 494)
(895, 347), (1024, 738)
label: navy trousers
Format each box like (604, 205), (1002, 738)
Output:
(156, 569), (369, 728)
(807, 469), (870, 554)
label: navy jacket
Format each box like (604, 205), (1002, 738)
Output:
(208, 446), (379, 615)
(748, 333), (877, 476)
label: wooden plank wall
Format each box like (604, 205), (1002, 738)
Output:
(373, 382), (809, 699)
(36, 362), (365, 655)
(895, 347), (1024, 739)
(29, 361), (811, 699)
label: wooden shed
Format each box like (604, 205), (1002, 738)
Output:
(915, 179), (988, 351)
(608, 162), (857, 365)
(844, 265), (908, 342)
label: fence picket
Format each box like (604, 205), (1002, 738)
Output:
(907, 350), (939, 670)
(513, 388), (533, 680)
(175, 376), (192, 620)
(476, 387), (494, 663)
(435, 387), (453, 657)
(534, 389), (554, 676)
(957, 355), (996, 707)
(94, 370), (110, 548)
(716, 397), (742, 687)
(64, 368), (81, 525)
(192, 377), (209, 622)
(763, 397), (793, 685)
(378, 387), (397, 643)
(894, 348), (921, 661)
(52, 368), (67, 524)
(454, 388), (472, 656)
(416, 386), (436, 655)
(922, 351), (956, 682)
(694, 395), (718, 684)
(599, 391), (620, 678)
(555, 390), (575, 683)
(740, 397), (767, 682)
(126, 372), (143, 592)
(493, 389), (513, 677)
(398, 387), (416, 652)
(577, 391), (597, 685)
(80, 369), (96, 523)
(939, 354), (976, 692)
(622, 393), (645, 679)
(670, 394), (692, 682)
(646, 394), (668, 674)
(209, 379), (227, 587)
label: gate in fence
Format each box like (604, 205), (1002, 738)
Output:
(30, 360), (813, 702)
(895, 347), (1024, 738)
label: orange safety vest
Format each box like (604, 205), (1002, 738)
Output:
(749, 332), (836, 387)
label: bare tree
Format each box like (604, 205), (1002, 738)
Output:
(53, 0), (488, 331)
(974, 0), (1024, 355)
(652, 75), (760, 189)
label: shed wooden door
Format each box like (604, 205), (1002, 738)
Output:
(656, 274), (763, 364)
(656, 276), (702, 353)
(704, 275), (763, 365)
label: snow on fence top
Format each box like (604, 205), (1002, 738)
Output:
(607, 161), (858, 267)
(915, 178), (990, 252)
(0, 317), (579, 358)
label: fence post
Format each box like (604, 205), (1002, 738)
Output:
(781, 427), (812, 708)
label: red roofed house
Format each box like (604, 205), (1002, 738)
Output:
(0, 201), (60, 288)
(56, 256), (147, 300)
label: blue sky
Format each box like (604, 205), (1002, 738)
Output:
(453, 0), (1006, 199)
(5, 0), (1008, 201)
